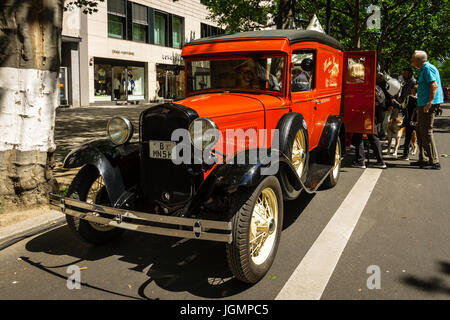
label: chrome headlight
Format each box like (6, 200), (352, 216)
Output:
(189, 117), (219, 151)
(107, 116), (134, 145)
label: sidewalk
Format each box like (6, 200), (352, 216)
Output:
(53, 103), (156, 187)
(0, 103), (157, 246)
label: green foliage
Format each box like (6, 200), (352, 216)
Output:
(202, 0), (450, 73)
(439, 59), (450, 86)
(64, 0), (104, 14)
(201, 0), (277, 32)
(58, 185), (70, 197)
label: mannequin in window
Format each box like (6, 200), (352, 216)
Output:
(128, 73), (135, 95)
(113, 78), (121, 100)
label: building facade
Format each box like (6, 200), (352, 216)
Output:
(61, 0), (223, 107)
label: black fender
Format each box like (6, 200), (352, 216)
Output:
(189, 148), (309, 217)
(197, 148), (303, 201)
(315, 115), (345, 166)
(181, 149), (273, 217)
(276, 112), (310, 200)
(63, 139), (139, 205)
(210, 149), (306, 192)
(211, 149), (275, 193)
(276, 112), (310, 168)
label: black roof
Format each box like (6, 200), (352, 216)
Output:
(187, 30), (344, 51)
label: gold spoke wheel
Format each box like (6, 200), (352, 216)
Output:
(249, 187), (278, 265)
(292, 130), (307, 177)
(86, 176), (115, 232)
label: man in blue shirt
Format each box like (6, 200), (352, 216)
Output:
(410, 50), (444, 169)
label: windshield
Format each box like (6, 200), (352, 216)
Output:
(186, 55), (285, 94)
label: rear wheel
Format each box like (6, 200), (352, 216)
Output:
(323, 138), (342, 189)
(66, 166), (124, 245)
(291, 129), (308, 177)
(226, 176), (283, 283)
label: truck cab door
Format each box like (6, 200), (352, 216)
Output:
(290, 49), (318, 149)
(341, 51), (377, 134)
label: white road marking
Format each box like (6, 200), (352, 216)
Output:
(276, 168), (382, 300)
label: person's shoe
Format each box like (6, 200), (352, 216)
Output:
(423, 162), (441, 170)
(373, 161), (387, 169)
(352, 161), (366, 169)
(410, 160), (427, 167)
(398, 155), (409, 161)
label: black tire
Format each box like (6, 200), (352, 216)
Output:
(322, 138), (342, 189)
(66, 165), (124, 245)
(277, 113), (309, 200)
(226, 176), (283, 283)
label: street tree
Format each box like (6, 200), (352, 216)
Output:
(200, 0), (296, 31)
(0, 0), (103, 209)
(438, 59), (450, 86)
(315, 0), (450, 72)
(202, 0), (449, 72)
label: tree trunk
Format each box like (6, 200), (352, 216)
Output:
(275, 0), (294, 29)
(0, 0), (63, 208)
(352, 0), (361, 49)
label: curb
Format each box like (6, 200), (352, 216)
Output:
(0, 210), (66, 249)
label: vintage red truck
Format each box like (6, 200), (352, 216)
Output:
(50, 30), (376, 283)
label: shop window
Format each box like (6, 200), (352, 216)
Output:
(112, 66), (128, 101)
(94, 64), (112, 102)
(154, 12), (167, 46)
(156, 65), (185, 100)
(172, 16), (183, 49)
(108, 0), (126, 39)
(132, 2), (148, 43)
(127, 66), (145, 100)
(291, 51), (316, 92)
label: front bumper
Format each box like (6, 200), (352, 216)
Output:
(49, 194), (232, 243)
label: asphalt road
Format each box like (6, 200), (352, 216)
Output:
(0, 105), (449, 300)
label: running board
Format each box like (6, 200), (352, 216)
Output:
(303, 163), (334, 192)
(279, 152), (339, 195)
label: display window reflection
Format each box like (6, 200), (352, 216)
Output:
(94, 64), (112, 101)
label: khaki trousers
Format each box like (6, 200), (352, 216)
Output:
(417, 104), (439, 164)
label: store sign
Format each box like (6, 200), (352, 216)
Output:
(162, 53), (183, 65)
(112, 50), (135, 56)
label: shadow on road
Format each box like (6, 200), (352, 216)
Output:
(19, 255), (145, 300)
(400, 261), (450, 296)
(22, 185), (317, 299)
(283, 192), (315, 230)
(434, 116), (450, 134)
(23, 225), (254, 299)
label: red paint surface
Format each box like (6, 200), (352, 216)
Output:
(179, 38), (376, 159)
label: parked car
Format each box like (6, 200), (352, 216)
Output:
(51, 30), (377, 284)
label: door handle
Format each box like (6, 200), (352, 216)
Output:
(314, 99), (321, 110)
